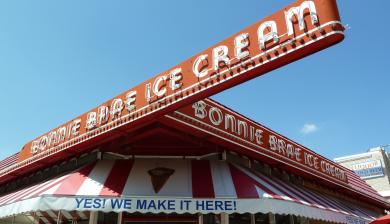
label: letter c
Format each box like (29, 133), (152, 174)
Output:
(193, 54), (208, 78)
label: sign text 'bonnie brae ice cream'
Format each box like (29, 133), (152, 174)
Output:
(8, 0), (344, 182)
(168, 99), (348, 183)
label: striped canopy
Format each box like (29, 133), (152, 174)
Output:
(0, 159), (379, 224)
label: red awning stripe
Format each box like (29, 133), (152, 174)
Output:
(230, 165), (286, 200)
(310, 190), (352, 215)
(40, 211), (56, 224)
(251, 170), (308, 205)
(229, 164), (260, 198)
(266, 174), (336, 211)
(69, 210), (82, 220)
(100, 159), (134, 197)
(0, 174), (70, 205)
(25, 175), (71, 200)
(234, 165), (348, 215)
(53, 162), (96, 196)
(78, 211), (90, 220)
(314, 190), (376, 219)
(192, 160), (215, 198)
(288, 182), (344, 213)
(35, 212), (52, 224)
(38, 210), (89, 223)
(0, 153), (19, 171)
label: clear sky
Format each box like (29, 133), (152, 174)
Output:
(0, 0), (388, 161)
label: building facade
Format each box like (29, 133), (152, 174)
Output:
(335, 146), (390, 202)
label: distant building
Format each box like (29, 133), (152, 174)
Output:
(335, 146), (390, 201)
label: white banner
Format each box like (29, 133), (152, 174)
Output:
(0, 196), (373, 224)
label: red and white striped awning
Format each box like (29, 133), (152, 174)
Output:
(34, 211), (89, 224)
(0, 210), (90, 224)
(0, 159), (378, 223)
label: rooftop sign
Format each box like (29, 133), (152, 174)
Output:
(352, 160), (385, 179)
(2, 0), (344, 178)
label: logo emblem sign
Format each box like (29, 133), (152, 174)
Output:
(148, 167), (175, 193)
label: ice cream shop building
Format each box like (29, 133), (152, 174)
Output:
(0, 0), (388, 223)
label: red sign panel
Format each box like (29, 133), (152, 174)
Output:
(168, 99), (348, 184)
(3, 0), (344, 178)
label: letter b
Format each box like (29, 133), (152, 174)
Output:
(193, 101), (207, 119)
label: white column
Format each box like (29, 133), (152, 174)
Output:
(33, 213), (40, 224)
(198, 214), (203, 224)
(56, 211), (62, 224)
(117, 212), (123, 224)
(288, 215), (294, 224)
(250, 214), (255, 224)
(268, 213), (276, 224)
(89, 211), (98, 224)
(221, 213), (229, 224)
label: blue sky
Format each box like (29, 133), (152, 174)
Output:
(0, 0), (388, 161)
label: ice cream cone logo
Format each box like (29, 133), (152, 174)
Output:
(148, 167), (175, 193)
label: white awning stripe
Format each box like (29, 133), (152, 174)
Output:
(35, 212), (51, 224)
(264, 173), (335, 211)
(21, 175), (71, 201)
(76, 160), (115, 196)
(210, 161), (237, 198)
(0, 177), (59, 205)
(77, 211), (89, 220)
(309, 189), (351, 215)
(256, 173), (315, 207)
(233, 165), (292, 201)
